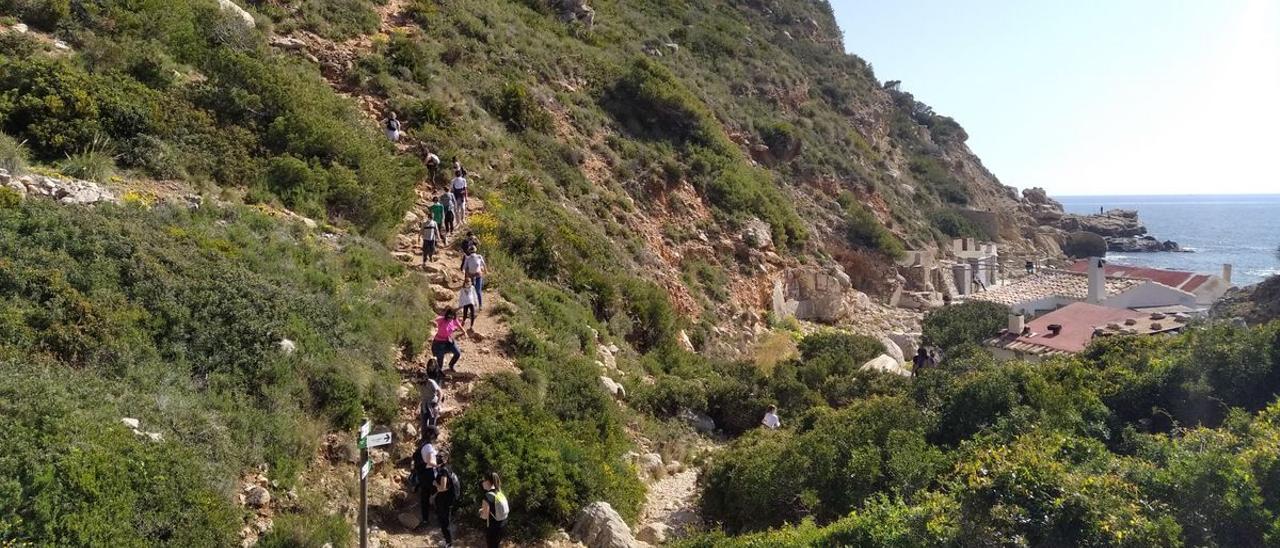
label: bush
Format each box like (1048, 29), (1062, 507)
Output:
(1063, 231), (1108, 258)
(930, 208), (981, 238)
(838, 192), (903, 259)
(0, 131), (28, 174)
(490, 82), (552, 133)
(58, 150), (116, 182)
(922, 300), (1009, 352)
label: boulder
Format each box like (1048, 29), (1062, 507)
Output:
(599, 376), (626, 399)
(121, 417), (141, 429)
(1021, 187), (1062, 210)
(679, 409), (715, 434)
(889, 332), (921, 360)
(11, 23), (29, 33)
(773, 266), (855, 323)
(216, 0), (256, 27)
(878, 335), (905, 366)
(860, 354), (912, 377)
(636, 453), (663, 477)
(572, 502), (637, 548)
(278, 339), (297, 355)
(636, 523), (670, 544)
(397, 511), (420, 529)
(245, 486), (271, 508)
(741, 218), (774, 250)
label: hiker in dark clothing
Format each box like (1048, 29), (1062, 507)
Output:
(479, 472), (509, 548)
(434, 452), (460, 547)
(419, 362), (443, 430)
(385, 112), (402, 141)
(412, 427), (440, 527)
(440, 191), (457, 234)
(911, 347), (936, 376)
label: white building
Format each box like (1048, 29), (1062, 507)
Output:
(967, 258), (1198, 317)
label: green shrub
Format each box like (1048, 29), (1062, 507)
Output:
(490, 82), (552, 133)
(259, 511), (352, 548)
(0, 132), (28, 174)
(1, 0), (70, 31)
(930, 207), (981, 238)
(58, 149), (117, 182)
(1063, 231), (1108, 258)
(922, 300), (1009, 352)
(838, 192), (903, 258)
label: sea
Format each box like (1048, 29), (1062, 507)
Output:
(1057, 194), (1280, 287)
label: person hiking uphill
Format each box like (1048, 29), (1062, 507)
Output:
(428, 197), (447, 245)
(433, 452), (461, 547)
(385, 112), (402, 142)
(421, 215), (441, 264)
(419, 363), (443, 430)
(431, 308), (467, 372)
(479, 472), (509, 548)
(439, 191), (457, 234)
(411, 426), (440, 528)
(423, 146), (441, 184)
(450, 169), (468, 223)
(461, 248), (487, 310)
(458, 279), (478, 329)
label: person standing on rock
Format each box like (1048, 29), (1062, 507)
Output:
(434, 452), (460, 547)
(421, 216), (441, 265)
(458, 279), (478, 329)
(385, 112), (402, 142)
(479, 472), (509, 548)
(432, 308), (465, 372)
(461, 249), (487, 310)
(439, 191), (457, 235)
(450, 170), (468, 223)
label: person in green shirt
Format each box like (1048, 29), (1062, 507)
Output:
(428, 198), (447, 245)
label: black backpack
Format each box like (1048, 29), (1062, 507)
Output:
(438, 467), (461, 501)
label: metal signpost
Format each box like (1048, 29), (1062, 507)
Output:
(356, 420), (392, 548)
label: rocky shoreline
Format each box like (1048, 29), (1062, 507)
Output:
(1021, 188), (1186, 254)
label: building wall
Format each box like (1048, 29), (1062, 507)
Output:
(1103, 282), (1197, 310)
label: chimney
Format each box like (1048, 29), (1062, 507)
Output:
(1087, 257), (1106, 304)
(1047, 324), (1063, 336)
(1008, 313), (1025, 335)
(1222, 264), (1233, 284)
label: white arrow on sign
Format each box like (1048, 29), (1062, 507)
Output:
(360, 459), (372, 479)
(365, 432), (392, 448)
(359, 420), (372, 438)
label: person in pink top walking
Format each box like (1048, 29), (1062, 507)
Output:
(431, 308), (467, 372)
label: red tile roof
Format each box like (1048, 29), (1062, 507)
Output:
(986, 302), (1187, 356)
(1067, 260), (1212, 293)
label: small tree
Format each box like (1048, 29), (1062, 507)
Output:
(923, 301), (1010, 352)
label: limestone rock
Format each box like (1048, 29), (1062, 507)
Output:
(772, 266), (855, 323)
(679, 409), (715, 434)
(572, 502), (637, 548)
(637, 453), (663, 478)
(216, 0), (256, 28)
(636, 523), (670, 544)
(397, 511), (420, 529)
(121, 417), (141, 429)
(860, 354), (912, 377)
(245, 486), (271, 507)
(741, 218), (773, 250)
(878, 335), (905, 366)
(278, 338), (297, 355)
(599, 376), (626, 399)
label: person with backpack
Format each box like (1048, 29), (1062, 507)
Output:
(419, 365), (443, 430)
(461, 249), (487, 310)
(411, 427), (440, 527)
(423, 148), (442, 184)
(439, 191), (457, 234)
(433, 452), (461, 547)
(450, 170), (468, 223)
(479, 472), (509, 548)
(421, 216), (441, 265)
(431, 308), (466, 372)
(385, 112), (402, 142)
(460, 231), (479, 255)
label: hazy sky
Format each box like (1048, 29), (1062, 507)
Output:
(831, 0), (1280, 196)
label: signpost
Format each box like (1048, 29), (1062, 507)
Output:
(355, 420), (385, 548)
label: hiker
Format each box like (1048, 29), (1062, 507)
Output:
(424, 148), (442, 184)
(1025, 260), (1036, 275)
(461, 248), (487, 310)
(431, 308), (465, 372)
(460, 231), (479, 255)
(479, 472), (509, 548)
(458, 279), (478, 329)
(428, 198), (447, 246)
(440, 191), (457, 234)
(385, 112), (402, 142)
(434, 452), (460, 547)
(452, 156), (463, 175)
(972, 275), (986, 292)
(419, 364), (443, 430)
(421, 216), (441, 264)
(412, 427), (440, 527)
(450, 170), (468, 223)
(911, 346), (936, 376)
(761, 405), (781, 429)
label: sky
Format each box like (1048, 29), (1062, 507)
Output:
(830, 0), (1280, 196)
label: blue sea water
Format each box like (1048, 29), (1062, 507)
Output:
(1057, 195), (1280, 287)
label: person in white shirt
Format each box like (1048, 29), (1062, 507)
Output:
(761, 405), (781, 429)
(385, 112), (401, 141)
(461, 250), (487, 310)
(450, 171), (468, 223)
(458, 279), (478, 329)
(421, 218), (440, 264)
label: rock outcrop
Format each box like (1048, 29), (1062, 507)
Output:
(1, 170), (119, 205)
(572, 502), (641, 548)
(772, 266), (859, 323)
(1017, 190), (1180, 254)
(216, 0), (255, 28)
